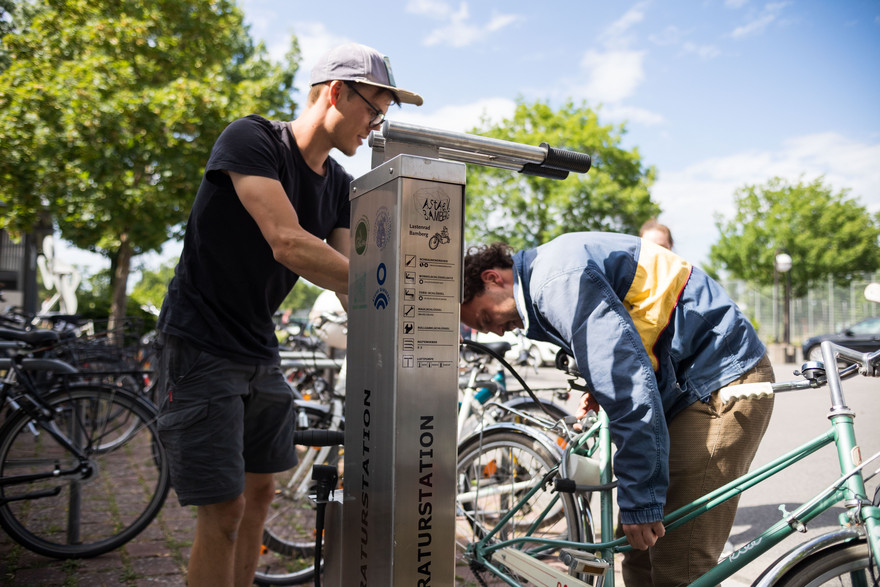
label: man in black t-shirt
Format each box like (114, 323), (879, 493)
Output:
(154, 43), (422, 586)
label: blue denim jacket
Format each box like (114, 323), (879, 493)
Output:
(512, 232), (766, 524)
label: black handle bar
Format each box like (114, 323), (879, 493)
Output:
(293, 429), (345, 447)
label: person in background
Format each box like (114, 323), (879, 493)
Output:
(153, 43), (422, 586)
(640, 217), (674, 250)
(459, 232), (774, 587)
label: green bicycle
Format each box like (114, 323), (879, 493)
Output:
(457, 339), (879, 586)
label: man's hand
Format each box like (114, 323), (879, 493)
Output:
(622, 521), (665, 550)
(574, 392), (601, 419)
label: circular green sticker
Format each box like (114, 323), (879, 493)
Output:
(354, 216), (370, 255)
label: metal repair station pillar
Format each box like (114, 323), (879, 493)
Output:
(322, 120), (591, 586)
(338, 154), (465, 586)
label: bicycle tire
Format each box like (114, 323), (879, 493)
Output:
(455, 428), (590, 583)
(0, 384), (169, 558)
(253, 404), (342, 586)
(772, 540), (876, 586)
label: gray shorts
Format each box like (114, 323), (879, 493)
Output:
(154, 333), (297, 506)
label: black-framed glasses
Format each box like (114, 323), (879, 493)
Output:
(344, 81), (386, 128)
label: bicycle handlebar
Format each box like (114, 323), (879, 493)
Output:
(293, 429), (344, 447)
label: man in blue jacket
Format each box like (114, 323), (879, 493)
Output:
(460, 232), (775, 587)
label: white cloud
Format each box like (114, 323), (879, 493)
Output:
(600, 1), (649, 48)
(405, 0), (452, 19)
(681, 42), (722, 60)
(729, 2), (791, 39)
(601, 104), (666, 126)
(652, 132), (880, 266)
(648, 25), (683, 46)
(408, 2), (522, 48)
(562, 2), (667, 122)
(576, 49), (647, 104)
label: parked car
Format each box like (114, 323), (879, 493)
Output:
(801, 316), (880, 362)
(470, 329), (562, 368)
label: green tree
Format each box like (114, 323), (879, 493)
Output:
(279, 281), (323, 314)
(129, 261), (175, 313)
(0, 0), (300, 329)
(464, 99), (659, 250)
(708, 176), (880, 297)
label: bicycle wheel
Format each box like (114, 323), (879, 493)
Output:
(774, 540), (876, 586)
(0, 384), (169, 558)
(254, 405), (342, 586)
(455, 428), (590, 583)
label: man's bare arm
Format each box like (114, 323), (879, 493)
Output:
(327, 227), (350, 310)
(229, 171), (349, 294)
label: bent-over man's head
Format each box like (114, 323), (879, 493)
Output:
(460, 243), (523, 336)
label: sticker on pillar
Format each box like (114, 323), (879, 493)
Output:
(428, 226), (450, 250)
(354, 215), (370, 255)
(350, 272), (368, 311)
(414, 188), (451, 222)
(374, 206), (391, 250)
(372, 262), (389, 310)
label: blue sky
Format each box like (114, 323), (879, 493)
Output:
(239, 0), (880, 266)
(66, 0), (880, 275)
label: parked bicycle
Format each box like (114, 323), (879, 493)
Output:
(0, 327), (170, 559)
(456, 339), (880, 586)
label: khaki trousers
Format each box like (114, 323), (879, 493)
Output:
(621, 355), (775, 587)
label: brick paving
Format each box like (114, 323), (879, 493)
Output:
(0, 488), (193, 587)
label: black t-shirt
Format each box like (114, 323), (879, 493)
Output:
(158, 115), (352, 364)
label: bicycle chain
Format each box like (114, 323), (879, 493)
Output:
(468, 559), (490, 587)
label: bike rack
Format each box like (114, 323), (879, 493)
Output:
(328, 121), (591, 586)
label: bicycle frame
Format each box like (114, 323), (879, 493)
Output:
(466, 340), (880, 587)
(0, 357), (130, 499)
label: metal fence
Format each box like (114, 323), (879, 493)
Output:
(720, 272), (880, 347)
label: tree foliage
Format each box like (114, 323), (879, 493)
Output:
(0, 0), (301, 325)
(463, 99), (659, 250)
(708, 176), (880, 298)
(129, 261), (175, 313)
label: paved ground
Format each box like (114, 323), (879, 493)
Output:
(0, 487), (193, 586)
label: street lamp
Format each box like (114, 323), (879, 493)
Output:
(774, 251), (793, 346)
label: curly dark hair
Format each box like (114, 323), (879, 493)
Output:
(462, 242), (514, 304)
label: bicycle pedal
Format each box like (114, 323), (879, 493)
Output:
(559, 548), (610, 577)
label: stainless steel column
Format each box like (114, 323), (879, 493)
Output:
(339, 154), (465, 586)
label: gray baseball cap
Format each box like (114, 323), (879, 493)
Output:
(310, 43), (423, 106)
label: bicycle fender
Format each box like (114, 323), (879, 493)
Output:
(502, 396), (567, 415)
(0, 357), (79, 374)
(458, 422), (564, 459)
(751, 527), (864, 587)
